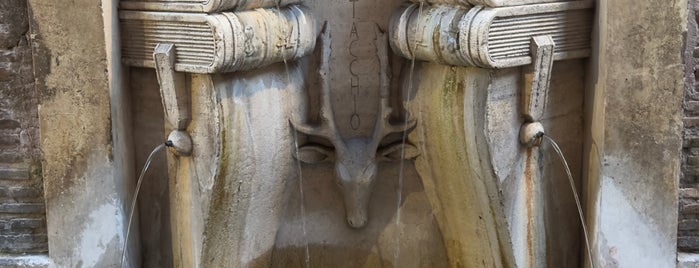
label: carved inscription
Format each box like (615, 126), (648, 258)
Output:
(308, 0), (406, 135)
(349, 21), (361, 129)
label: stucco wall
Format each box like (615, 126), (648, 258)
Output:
(585, 0), (685, 267)
(26, 0), (135, 266)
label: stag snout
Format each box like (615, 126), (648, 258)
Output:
(335, 160), (377, 228)
(345, 198), (369, 228)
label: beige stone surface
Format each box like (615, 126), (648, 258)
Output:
(404, 58), (587, 267)
(407, 64), (514, 268)
(162, 62), (307, 267)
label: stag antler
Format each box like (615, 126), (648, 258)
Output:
(291, 24), (419, 228)
(290, 24), (345, 152)
(371, 26), (417, 151)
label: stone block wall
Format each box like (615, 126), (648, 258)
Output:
(682, 0), (699, 253)
(0, 0), (48, 254)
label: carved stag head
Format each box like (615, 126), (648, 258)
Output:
(291, 25), (418, 228)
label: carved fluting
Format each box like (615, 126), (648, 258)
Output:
(467, 0), (567, 7)
(120, 5), (316, 73)
(407, 0), (471, 6)
(120, 0), (302, 13)
(408, 0), (569, 6)
(389, 1), (593, 68)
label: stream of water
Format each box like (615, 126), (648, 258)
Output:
(393, 1), (425, 265)
(275, 3), (311, 266)
(291, 128), (311, 268)
(543, 135), (595, 268)
(120, 142), (167, 268)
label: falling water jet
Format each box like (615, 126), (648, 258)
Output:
(543, 135), (595, 268)
(277, 2), (310, 265)
(120, 142), (169, 268)
(393, 1), (425, 265)
(291, 127), (311, 268)
(276, 0), (293, 86)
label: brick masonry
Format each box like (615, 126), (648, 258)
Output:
(0, 0), (48, 254)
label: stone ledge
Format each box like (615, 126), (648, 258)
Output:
(680, 236), (699, 252)
(0, 255), (49, 268)
(0, 217), (45, 231)
(679, 252), (699, 268)
(681, 219), (699, 231)
(0, 166), (29, 180)
(686, 117), (699, 128)
(0, 151), (23, 163)
(687, 101), (699, 115)
(0, 203), (44, 214)
(681, 188), (699, 199)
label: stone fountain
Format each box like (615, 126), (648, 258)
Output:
(119, 0), (593, 267)
(1, 0), (688, 266)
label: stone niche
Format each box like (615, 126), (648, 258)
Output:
(121, 0), (593, 267)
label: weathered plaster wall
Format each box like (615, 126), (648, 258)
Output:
(585, 0), (685, 267)
(27, 0), (135, 266)
(0, 0), (47, 257)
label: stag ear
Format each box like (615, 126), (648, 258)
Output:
(378, 142), (420, 162)
(294, 144), (335, 164)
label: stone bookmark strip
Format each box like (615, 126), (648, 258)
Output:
(407, 0), (472, 6)
(120, 0), (303, 13)
(468, 0), (578, 7)
(0, 203), (45, 214)
(0, 166), (29, 180)
(406, 0), (588, 8)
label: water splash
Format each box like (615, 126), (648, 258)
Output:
(120, 142), (167, 268)
(542, 135), (595, 268)
(393, 1), (425, 265)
